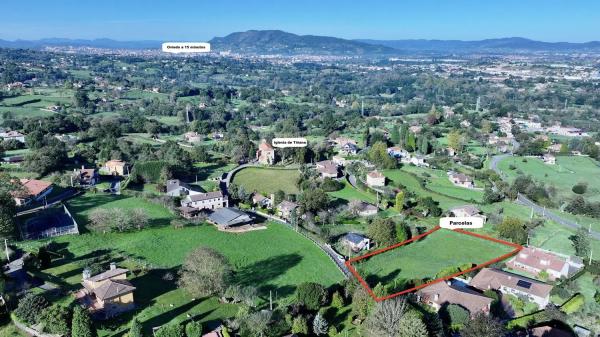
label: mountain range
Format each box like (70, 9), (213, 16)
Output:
(1, 30), (600, 55)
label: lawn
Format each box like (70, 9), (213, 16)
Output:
(232, 167), (300, 195)
(328, 180), (377, 204)
(498, 155), (600, 202)
(20, 196), (343, 336)
(402, 166), (484, 203)
(354, 228), (516, 290)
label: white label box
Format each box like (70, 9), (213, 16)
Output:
(162, 42), (211, 53)
(440, 217), (484, 229)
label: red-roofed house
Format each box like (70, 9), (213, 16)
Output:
(507, 247), (583, 280)
(13, 179), (53, 206)
(77, 263), (136, 318)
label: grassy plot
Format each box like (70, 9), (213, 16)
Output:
(353, 229), (516, 291)
(328, 180), (377, 204)
(498, 156), (600, 202)
(232, 167), (300, 195)
(402, 165), (484, 202)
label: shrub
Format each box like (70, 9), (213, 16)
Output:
(561, 294), (585, 314)
(572, 183), (588, 194)
(14, 293), (49, 325)
(72, 306), (95, 337)
(185, 321), (202, 337)
(295, 282), (327, 311)
(154, 324), (183, 337)
(38, 304), (71, 334)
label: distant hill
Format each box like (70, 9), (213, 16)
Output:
(2, 34), (599, 55)
(208, 30), (397, 55)
(357, 37), (600, 53)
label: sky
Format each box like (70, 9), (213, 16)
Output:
(1, 0), (599, 42)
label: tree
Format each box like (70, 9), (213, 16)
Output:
(240, 310), (272, 337)
(14, 292), (49, 325)
(185, 321), (203, 337)
(154, 324), (183, 337)
(440, 304), (469, 330)
(364, 298), (408, 337)
(461, 312), (505, 337)
(296, 282), (327, 310)
(292, 316), (309, 335)
(312, 313), (328, 335)
(298, 188), (330, 214)
(38, 304), (71, 335)
(390, 125), (400, 145)
(571, 227), (591, 259)
(179, 247), (232, 297)
(447, 130), (466, 153)
(72, 306), (96, 337)
(351, 286), (373, 321)
(129, 317), (144, 337)
(367, 141), (396, 169)
(496, 217), (527, 244)
(394, 191), (404, 211)
(129, 208), (149, 230)
(397, 311), (428, 337)
(368, 218), (397, 247)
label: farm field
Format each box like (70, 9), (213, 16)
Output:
(354, 228), (516, 290)
(497, 155), (600, 202)
(232, 167), (300, 195)
(402, 165), (485, 203)
(19, 213), (342, 335)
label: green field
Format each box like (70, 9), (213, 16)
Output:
(402, 166), (485, 203)
(232, 167), (300, 195)
(19, 192), (342, 336)
(355, 229), (515, 288)
(498, 155), (600, 202)
(328, 180), (377, 204)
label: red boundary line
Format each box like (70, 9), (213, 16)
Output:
(345, 226), (523, 302)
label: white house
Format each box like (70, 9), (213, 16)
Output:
(448, 205), (487, 223)
(448, 172), (474, 189)
(181, 191), (228, 210)
(0, 130), (25, 143)
(341, 233), (371, 252)
(366, 170), (385, 187)
(507, 247), (584, 280)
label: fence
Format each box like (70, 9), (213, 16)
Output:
(21, 204), (80, 240)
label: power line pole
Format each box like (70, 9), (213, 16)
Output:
(4, 239), (10, 262)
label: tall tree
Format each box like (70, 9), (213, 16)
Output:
(364, 298), (408, 337)
(461, 312), (505, 337)
(312, 313), (328, 336)
(129, 317), (143, 337)
(368, 218), (397, 247)
(571, 227), (591, 259)
(390, 125), (400, 145)
(72, 306), (96, 337)
(179, 247), (232, 297)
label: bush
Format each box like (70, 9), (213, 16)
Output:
(321, 178), (344, 192)
(572, 183), (588, 195)
(185, 321), (203, 337)
(14, 293), (49, 325)
(295, 282), (327, 311)
(155, 323), (183, 337)
(440, 304), (469, 330)
(39, 304), (71, 334)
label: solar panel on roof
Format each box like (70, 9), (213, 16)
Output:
(516, 280), (532, 289)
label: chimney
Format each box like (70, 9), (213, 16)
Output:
(110, 262), (116, 270)
(82, 165), (85, 170)
(82, 268), (91, 280)
(446, 280), (452, 286)
(433, 294), (439, 302)
(271, 194), (275, 206)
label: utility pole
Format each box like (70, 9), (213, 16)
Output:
(361, 100), (364, 117)
(4, 239), (10, 262)
(269, 290), (273, 311)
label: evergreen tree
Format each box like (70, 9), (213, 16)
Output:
(399, 124), (408, 148)
(312, 313), (328, 336)
(72, 306), (96, 337)
(394, 191), (405, 211)
(129, 317), (143, 337)
(185, 321), (202, 337)
(390, 125), (400, 145)
(292, 316), (309, 334)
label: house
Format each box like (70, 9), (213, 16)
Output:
(256, 140), (275, 165)
(181, 191), (228, 210)
(252, 193), (273, 208)
(202, 326), (227, 337)
(76, 166), (99, 186)
(507, 246), (584, 280)
(13, 179), (53, 206)
(183, 131), (202, 143)
(341, 233), (371, 252)
(448, 172), (474, 189)
(416, 281), (492, 315)
(402, 154), (429, 167)
(78, 263), (136, 318)
(332, 137), (357, 147)
(0, 130), (25, 143)
(448, 205), (487, 223)
(354, 201), (378, 217)
(316, 160), (339, 179)
(2, 155), (24, 164)
(277, 201), (298, 221)
(542, 154), (556, 165)
(366, 170), (385, 187)
(103, 160), (129, 176)
(332, 155), (346, 167)
(470, 268), (553, 308)
(340, 142), (359, 155)
(207, 207), (253, 229)
(547, 143), (563, 153)
(387, 146), (407, 158)
(166, 179), (203, 197)
(460, 120), (472, 128)
(179, 206), (201, 219)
